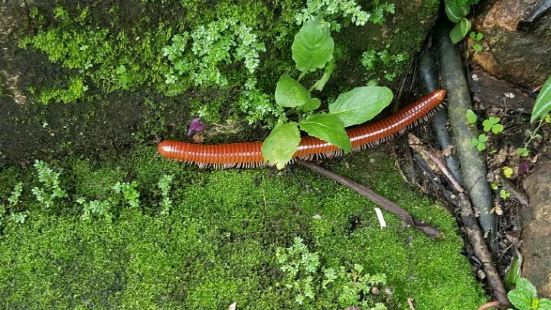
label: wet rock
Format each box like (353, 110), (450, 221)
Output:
(521, 158), (551, 297)
(472, 0), (551, 89)
(470, 67), (535, 113)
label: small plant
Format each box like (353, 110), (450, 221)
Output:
(514, 75), (551, 157)
(262, 18), (393, 169)
(469, 31), (484, 52)
(0, 182), (27, 227)
(112, 181), (140, 208)
(531, 76), (551, 123)
(276, 237), (391, 309)
(77, 198), (112, 221)
(157, 174), (174, 215)
(508, 277), (551, 310)
(444, 0), (480, 44)
(31, 160), (67, 208)
(466, 111), (504, 152)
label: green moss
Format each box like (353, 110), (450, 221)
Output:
(0, 147), (486, 309)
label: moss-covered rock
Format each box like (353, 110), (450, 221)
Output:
(0, 0), (440, 165)
(0, 147), (486, 309)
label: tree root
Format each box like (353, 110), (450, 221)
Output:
(436, 22), (496, 245)
(408, 134), (510, 309)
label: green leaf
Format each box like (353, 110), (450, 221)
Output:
(469, 31), (484, 41)
(450, 18), (472, 44)
(516, 147), (530, 157)
(492, 123), (504, 134)
(508, 278), (538, 310)
(275, 74), (311, 108)
(531, 75), (551, 123)
(261, 122), (301, 170)
(292, 18), (334, 73)
(502, 166), (514, 178)
(479, 134), (488, 143)
(504, 250), (523, 290)
(299, 114), (351, 152)
(328, 86), (393, 127)
(473, 43), (483, 52)
(310, 59), (335, 92)
(483, 117), (500, 132)
(302, 98), (321, 112)
(445, 0), (471, 23)
(539, 298), (551, 310)
(465, 109), (478, 124)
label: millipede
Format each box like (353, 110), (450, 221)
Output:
(157, 89), (447, 168)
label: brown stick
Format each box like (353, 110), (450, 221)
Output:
(407, 134), (510, 309)
(477, 300), (500, 310)
(297, 160), (443, 239)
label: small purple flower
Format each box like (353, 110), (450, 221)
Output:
(187, 118), (205, 137)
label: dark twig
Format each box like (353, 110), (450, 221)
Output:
(408, 134), (510, 309)
(297, 160), (443, 239)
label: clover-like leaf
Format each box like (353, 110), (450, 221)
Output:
(531, 75), (551, 123)
(329, 86), (393, 127)
(483, 116), (500, 132)
(261, 122), (301, 170)
(299, 114), (351, 152)
(275, 74), (311, 108)
(292, 18), (334, 73)
(450, 18), (472, 44)
(465, 109), (478, 124)
(491, 123), (504, 134)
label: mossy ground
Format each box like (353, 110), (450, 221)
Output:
(0, 147), (486, 309)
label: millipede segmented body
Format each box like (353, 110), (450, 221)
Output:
(158, 89), (447, 168)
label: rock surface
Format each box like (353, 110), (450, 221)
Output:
(522, 158), (551, 297)
(472, 0), (551, 89)
(470, 67), (535, 113)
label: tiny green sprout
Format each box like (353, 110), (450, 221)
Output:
(490, 182), (499, 190)
(482, 116), (504, 134)
(473, 43), (483, 53)
(545, 113), (551, 124)
(471, 134), (488, 151)
(465, 109), (478, 124)
(499, 189), (510, 200)
(516, 147), (530, 157)
(502, 166), (514, 179)
(469, 31), (484, 41)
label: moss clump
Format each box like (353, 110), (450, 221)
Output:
(0, 147), (486, 309)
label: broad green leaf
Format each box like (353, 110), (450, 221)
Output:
(275, 74), (311, 108)
(508, 278), (538, 310)
(539, 298), (551, 310)
(292, 18), (334, 73)
(261, 122), (301, 170)
(299, 114), (351, 152)
(301, 98), (321, 112)
(445, 0), (471, 23)
(328, 86), (393, 127)
(450, 18), (472, 44)
(504, 250), (523, 290)
(531, 75), (551, 123)
(311, 59), (335, 92)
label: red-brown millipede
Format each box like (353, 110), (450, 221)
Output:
(158, 89), (446, 168)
